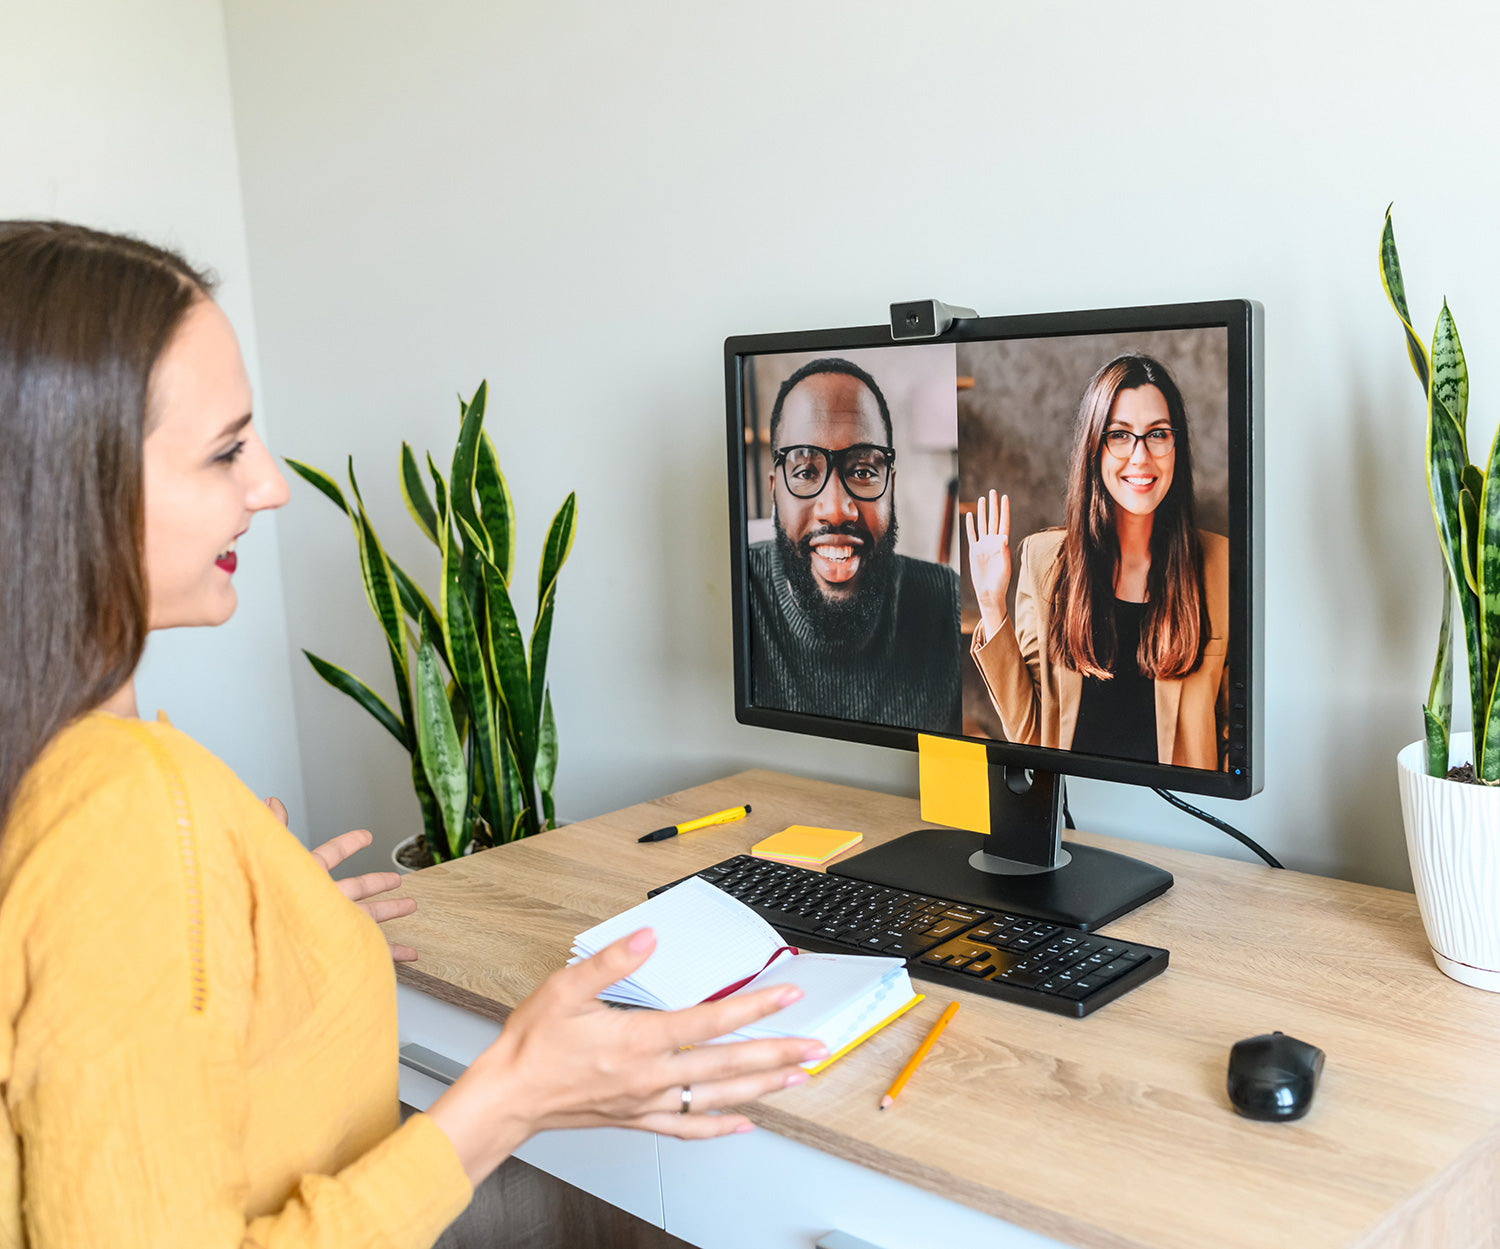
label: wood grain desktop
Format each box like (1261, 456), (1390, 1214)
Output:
(385, 769), (1500, 1249)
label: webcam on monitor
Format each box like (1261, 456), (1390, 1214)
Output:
(889, 298), (978, 341)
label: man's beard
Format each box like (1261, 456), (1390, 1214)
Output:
(775, 511), (899, 643)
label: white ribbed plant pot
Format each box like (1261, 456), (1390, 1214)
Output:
(1397, 732), (1500, 991)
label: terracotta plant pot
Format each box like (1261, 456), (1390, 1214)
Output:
(1396, 732), (1500, 991)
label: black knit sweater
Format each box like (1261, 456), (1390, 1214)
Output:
(746, 539), (961, 734)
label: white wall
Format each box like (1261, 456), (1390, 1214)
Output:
(2, 1), (308, 836)
(219, 0), (1500, 888)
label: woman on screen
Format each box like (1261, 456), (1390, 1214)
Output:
(965, 354), (1229, 769)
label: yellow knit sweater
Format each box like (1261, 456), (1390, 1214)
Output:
(0, 713), (472, 1247)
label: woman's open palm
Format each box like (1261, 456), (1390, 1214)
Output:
(966, 489), (1012, 637)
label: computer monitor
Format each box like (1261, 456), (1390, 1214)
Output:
(726, 299), (1263, 930)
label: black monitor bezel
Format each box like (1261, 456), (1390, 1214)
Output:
(725, 298), (1263, 801)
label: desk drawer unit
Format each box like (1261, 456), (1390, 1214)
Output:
(657, 1130), (1070, 1249)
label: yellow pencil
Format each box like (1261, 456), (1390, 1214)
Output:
(879, 1000), (960, 1109)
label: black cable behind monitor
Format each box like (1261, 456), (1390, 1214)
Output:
(1151, 789), (1283, 868)
(1062, 789), (1283, 870)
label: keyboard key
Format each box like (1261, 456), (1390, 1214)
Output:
(1091, 957), (1138, 984)
(922, 918), (967, 939)
(960, 961), (992, 976)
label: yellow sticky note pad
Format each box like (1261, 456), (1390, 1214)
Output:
(918, 733), (990, 833)
(751, 825), (863, 866)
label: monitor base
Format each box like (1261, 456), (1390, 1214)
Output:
(827, 828), (1173, 931)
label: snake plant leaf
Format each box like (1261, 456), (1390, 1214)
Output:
(415, 636), (470, 858)
(1426, 571), (1454, 778)
(508, 806), (530, 843)
(408, 755), (447, 860)
(284, 458), (351, 515)
(427, 452), (452, 559)
(345, 461), (406, 672)
(1428, 394), (1484, 730)
(498, 732), (524, 843)
(449, 382), (491, 563)
(1481, 671), (1500, 781)
(476, 434), (516, 587)
(1380, 207), (1432, 394)
(530, 494), (577, 720)
(400, 442), (440, 546)
(443, 569), (503, 837)
(536, 687), (557, 829)
(1423, 705), (1451, 779)
(447, 676), (469, 744)
(481, 561), (536, 773)
(501, 732), (530, 844)
(1477, 425), (1500, 768)
(303, 650), (405, 746)
(1432, 302), (1469, 439)
(1459, 486), (1482, 595)
(1429, 393), (1468, 603)
(455, 511), (490, 562)
(537, 492), (578, 605)
(389, 559), (447, 666)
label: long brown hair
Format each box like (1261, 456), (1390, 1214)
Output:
(0, 222), (212, 833)
(1048, 354), (1208, 681)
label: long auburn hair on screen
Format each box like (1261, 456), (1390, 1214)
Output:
(0, 222), (212, 834)
(1047, 353), (1209, 682)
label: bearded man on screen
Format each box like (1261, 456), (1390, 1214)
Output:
(746, 357), (961, 734)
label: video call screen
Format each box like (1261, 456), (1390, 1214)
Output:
(736, 325), (1235, 774)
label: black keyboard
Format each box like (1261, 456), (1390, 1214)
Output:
(649, 855), (1168, 1018)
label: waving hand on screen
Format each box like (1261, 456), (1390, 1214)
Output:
(966, 489), (1012, 640)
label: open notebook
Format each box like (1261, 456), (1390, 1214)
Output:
(571, 876), (923, 1073)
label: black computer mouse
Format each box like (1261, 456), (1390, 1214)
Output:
(1226, 1031), (1324, 1121)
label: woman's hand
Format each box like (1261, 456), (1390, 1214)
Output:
(965, 489), (1012, 639)
(264, 797), (418, 963)
(427, 928), (826, 1185)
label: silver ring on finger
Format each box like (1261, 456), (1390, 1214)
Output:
(679, 1084), (693, 1115)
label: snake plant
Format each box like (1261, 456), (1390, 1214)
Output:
(286, 382), (576, 859)
(1380, 207), (1499, 780)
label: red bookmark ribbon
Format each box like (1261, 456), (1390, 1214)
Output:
(703, 945), (798, 1002)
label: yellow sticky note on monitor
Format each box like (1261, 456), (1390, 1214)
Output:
(918, 734), (990, 832)
(751, 825), (863, 866)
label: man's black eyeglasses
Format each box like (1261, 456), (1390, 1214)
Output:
(772, 443), (896, 501)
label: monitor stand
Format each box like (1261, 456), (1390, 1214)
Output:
(826, 765), (1172, 931)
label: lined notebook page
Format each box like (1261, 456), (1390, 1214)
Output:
(728, 952), (903, 1039)
(571, 876), (785, 1010)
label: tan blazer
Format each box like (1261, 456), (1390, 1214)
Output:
(971, 528), (1230, 770)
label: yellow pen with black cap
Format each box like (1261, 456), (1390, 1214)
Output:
(638, 804), (751, 843)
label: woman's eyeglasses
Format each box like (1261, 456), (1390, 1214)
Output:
(772, 443), (896, 501)
(1103, 428), (1175, 460)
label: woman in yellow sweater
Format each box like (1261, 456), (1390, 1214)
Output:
(0, 222), (822, 1248)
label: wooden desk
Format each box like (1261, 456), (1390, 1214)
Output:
(386, 769), (1500, 1249)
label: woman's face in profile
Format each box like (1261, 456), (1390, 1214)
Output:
(1099, 383), (1175, 520)
(141, 299), (289, 630)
